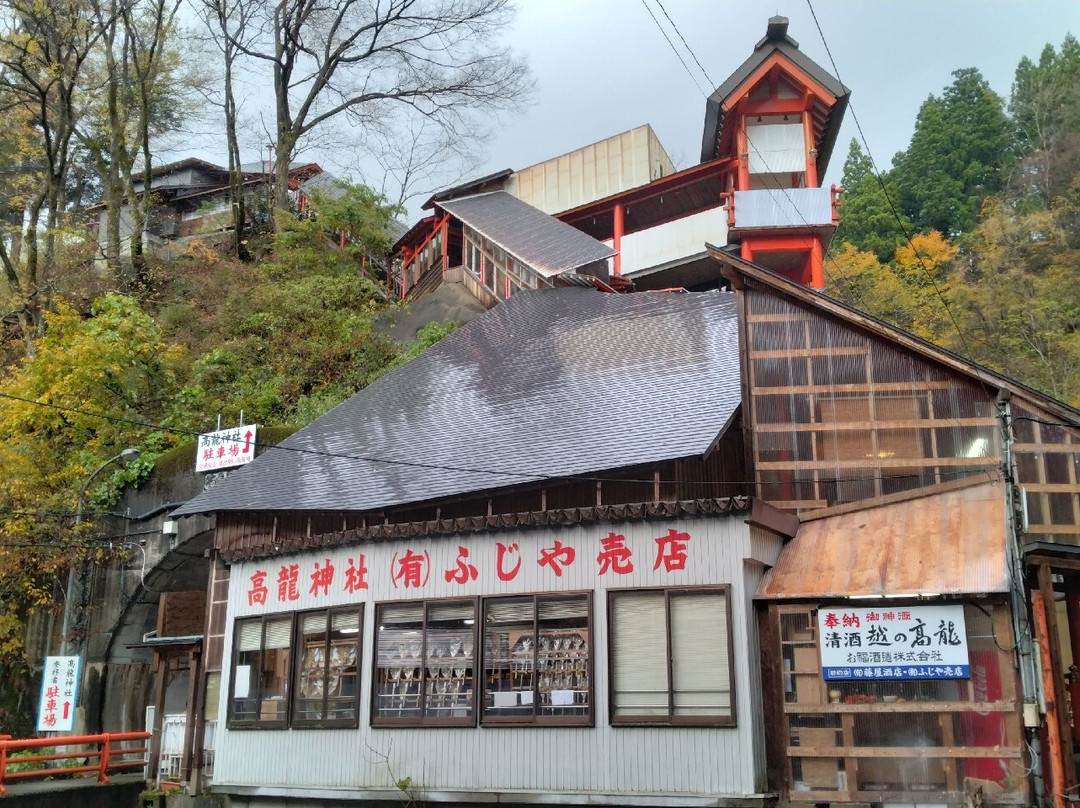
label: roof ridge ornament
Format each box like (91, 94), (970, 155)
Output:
(755, 15), (798, 50)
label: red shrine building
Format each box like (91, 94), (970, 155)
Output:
(390, 15), (846, 304)
(161, 16), (1080, 808)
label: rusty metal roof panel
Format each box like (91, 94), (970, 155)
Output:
(174, 288), (742, 517)
(438, 192), (617, 278)
(756, 483), (1008, 599)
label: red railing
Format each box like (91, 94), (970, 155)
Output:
(0, 732), (150, 795)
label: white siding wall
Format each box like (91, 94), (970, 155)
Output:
(507, 125), (675, 215)
(604, 208), (728, 277)
(215, 516), (769, 802)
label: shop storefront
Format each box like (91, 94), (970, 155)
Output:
(757, 482), (1027, 805)
(211, 508), (788, 806)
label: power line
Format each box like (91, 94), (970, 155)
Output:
(803, 0), (976, 363)
(638, 0), (709, 96)
(634, 0), (874, 314)
(651, 0), (713, 86)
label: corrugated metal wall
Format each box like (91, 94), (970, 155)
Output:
(507, 125), (675, 215)
(608, 208), (728, 277)
(214, 516), (767, 800)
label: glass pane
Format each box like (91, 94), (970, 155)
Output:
(232, 642), (260, 721)
(264, 617), (292, 649)
(237, 620), (262, 652)
(484, 597), (535, 719)
(671, 592), (731, 717)
(375, 603), (424, 720)
(294, 611), (329, 721)
(611, 591), (668, 717)
(327, 611), (360, 719)
(538, 596), (590, 718)
(423, 601), (475, 719)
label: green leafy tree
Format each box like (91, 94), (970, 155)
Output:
(1010, 35), (1080, 207)
(0, 294), (184, 721)
(833, 139), (910, 263)
(947, 196), (1080, 404)
(892, 68), (1013, 237)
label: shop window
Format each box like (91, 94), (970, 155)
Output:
(482, 594), (591, 726)
(609, 587), (734, 726)
(292, 608), (363, 728)
(777, 603), (1024, 800)
(228, 615), (293, 728)
(372, 599), (477, 727)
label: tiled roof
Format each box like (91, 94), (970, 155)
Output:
(437, 192), (616, 278)
(174, 288), (742, 517)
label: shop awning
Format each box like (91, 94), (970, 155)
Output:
(756, 482), (1009, 599)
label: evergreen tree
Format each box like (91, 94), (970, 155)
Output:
(833, 139), (909, 263)
(1010, 35), (1080, 207)
(892, 68), (1012, 237)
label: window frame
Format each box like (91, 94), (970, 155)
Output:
(227, 613), (295, 730)
(369, 597), (479, 728)
(607, 585), (737, 728)
(290, 605), (364, 729)
(480, 591), (594, 728)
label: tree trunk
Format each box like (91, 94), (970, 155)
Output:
(222, 46), (249, 259)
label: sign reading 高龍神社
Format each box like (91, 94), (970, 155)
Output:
(195, 425), (258, 473)
(817, 604), (969, 681)
(37, 655), (80, 731)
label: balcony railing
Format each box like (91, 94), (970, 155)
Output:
(723, 185), (842, 230)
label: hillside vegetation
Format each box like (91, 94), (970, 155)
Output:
(827, 36), (1080, 404)
(0, 197), (456, 734)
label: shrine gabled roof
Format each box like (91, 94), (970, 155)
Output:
(437, 192), (616, 278)
(699, 18), (850, 171)
(173, 288), (743, 517)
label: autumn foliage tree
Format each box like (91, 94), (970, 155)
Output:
(0, 295), (183, 724)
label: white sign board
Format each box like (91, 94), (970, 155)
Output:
(196, 425), (257, 473)
(817, 604), (969, 681)
(37, 655), (80, 731)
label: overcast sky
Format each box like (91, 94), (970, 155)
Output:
(179, 1), (1078, 221)
(485, 1), (1078, 187)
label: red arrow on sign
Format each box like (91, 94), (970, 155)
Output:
(62, 702), (71, 720)
(243, 430), (253, 453)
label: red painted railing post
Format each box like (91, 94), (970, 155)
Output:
(98, 733), (111, 785)
(1, 738), (9, 796)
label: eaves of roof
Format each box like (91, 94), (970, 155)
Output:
(699, 41), (850, 172)
(422, 168), (514, 210)
(222, 497), (753, 562)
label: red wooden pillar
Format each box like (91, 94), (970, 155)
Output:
(612, 203), (625, 276)
(809, 237), (824, 290)
(1035, 587), (1069, 808)
(736, 119), (751, 190)
(441, 220), (448, 278)
(802, 111), (818, 187)
(740, 239), (754, 262)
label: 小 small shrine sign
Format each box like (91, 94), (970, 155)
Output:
(37, 655), (80, 731)
(817, 603), (969, 681)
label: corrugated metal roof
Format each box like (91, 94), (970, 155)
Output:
(173, 288), (742, 517)
(437, 192), (617, 278)
(224, 498), (752, 562)
(299, 171), (345, 200)
(756, 483), (1008, 599)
